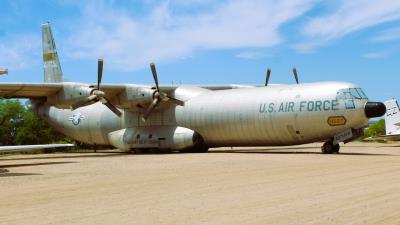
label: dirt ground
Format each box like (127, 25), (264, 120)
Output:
(1, 142), (400, 225)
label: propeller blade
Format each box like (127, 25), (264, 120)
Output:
(265, 68), (271, 86)
(98, 59), (103, 90)
(167, 96), (185, 106)
(142, 98), (159, 122)
(293, 67), (299, 84)
(102, 98), (122, 117)
(150, 63), (160, 92)
(71, 95), (99, 110)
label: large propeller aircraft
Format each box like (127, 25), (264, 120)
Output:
(0, 23), (387, 154)
(0, 68), (8, 75)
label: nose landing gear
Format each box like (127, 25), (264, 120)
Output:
(321, 141), (340, 154)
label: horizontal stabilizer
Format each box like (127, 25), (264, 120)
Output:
(384, 99), (400, 135)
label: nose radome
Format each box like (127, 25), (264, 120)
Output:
(365, 102), (386, 118)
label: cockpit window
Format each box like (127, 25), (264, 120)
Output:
(337, 88), (368, 100)
(356, 88), (368, 99)
(350, 89), (361, 99)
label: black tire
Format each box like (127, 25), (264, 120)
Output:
(333, 144), (340, 153)
(180, 146), (209, 153)
(321, 141), (334, 154)
(193, 147), (209, 153)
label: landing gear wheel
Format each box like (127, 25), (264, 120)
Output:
(332, 144), (340, 154)
(180, 133), (208, 153)
(179, 147), (209, 153)
(321, 141), (340, 154)
(193, 147), (209, 153)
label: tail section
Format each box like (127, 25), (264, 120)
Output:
(42, 22), (63, 83)
(384, 99), (400, 135)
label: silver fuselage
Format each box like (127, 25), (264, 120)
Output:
(35, 82), (369, 149)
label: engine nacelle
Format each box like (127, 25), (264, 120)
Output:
(117, 85), (155, 109)
(46, 82), (95, 108)
(108, 126), (202, 151)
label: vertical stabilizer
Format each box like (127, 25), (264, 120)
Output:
(42, 22), (63, 83)
(384, 99), (400, 135)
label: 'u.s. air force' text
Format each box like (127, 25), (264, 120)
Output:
(259, 100), (339, 113)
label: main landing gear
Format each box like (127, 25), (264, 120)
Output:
(179, 146), (209, 153)
(321, 141), (340, 154)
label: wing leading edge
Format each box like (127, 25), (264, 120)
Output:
(0, 82), (64, 99)
(0, 82), (260, 100)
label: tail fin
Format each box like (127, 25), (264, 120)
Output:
(384, 99), (400, 135)
(42, 22), (63, 83)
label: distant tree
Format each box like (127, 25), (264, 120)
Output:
(0, 99), (71, 145)
(0, 100), (25, 145)
(364, 119), (386, 138)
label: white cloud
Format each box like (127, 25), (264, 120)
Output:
(362, 51), (386, 59)
(235, 51), (268, 60)
(296, 0), (400, 52)
(293, 40), (325, 54)
(0, 34), (41, 70)
(65, 0), (316, 71)
(370, 27), (400, 43)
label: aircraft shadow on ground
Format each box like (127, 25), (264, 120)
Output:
(0, 172), (42, 177)
(208, 147), (393, 156)
(0, 153), (125, 161)
(0, 161), (77, 168)
(377, 145), (400, 148)
(0, 148), (395, 159)
(0, 162), (78, 177)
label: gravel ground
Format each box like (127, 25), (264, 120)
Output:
(1, 142), (400, 225)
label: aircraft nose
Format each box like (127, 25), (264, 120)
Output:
(365, 102), (386, 118)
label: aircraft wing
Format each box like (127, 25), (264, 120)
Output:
(0, 82), (129, 100)
(0, 82), (259, 100)
(0, 143), (74, 152)
(0, 82), (64, 99)
(99, 84), (259, 92)
(364, 135), (400, 142)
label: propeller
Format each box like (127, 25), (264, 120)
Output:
(71, 59), (122, 117)
(142, 63), (184, 121)
(292, 67), (299, 84)
(265, 68), (271, 86)
(97, 59), (103, 90)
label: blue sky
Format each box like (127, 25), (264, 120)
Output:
(0, 0), (400, 101)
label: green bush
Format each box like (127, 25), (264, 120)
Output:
(364, 119), (385, 138)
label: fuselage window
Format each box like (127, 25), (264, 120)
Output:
(337, 91), (346, 100)
(345, 99), (355, 109)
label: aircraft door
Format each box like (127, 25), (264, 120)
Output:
(286, 112), (303, 144)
